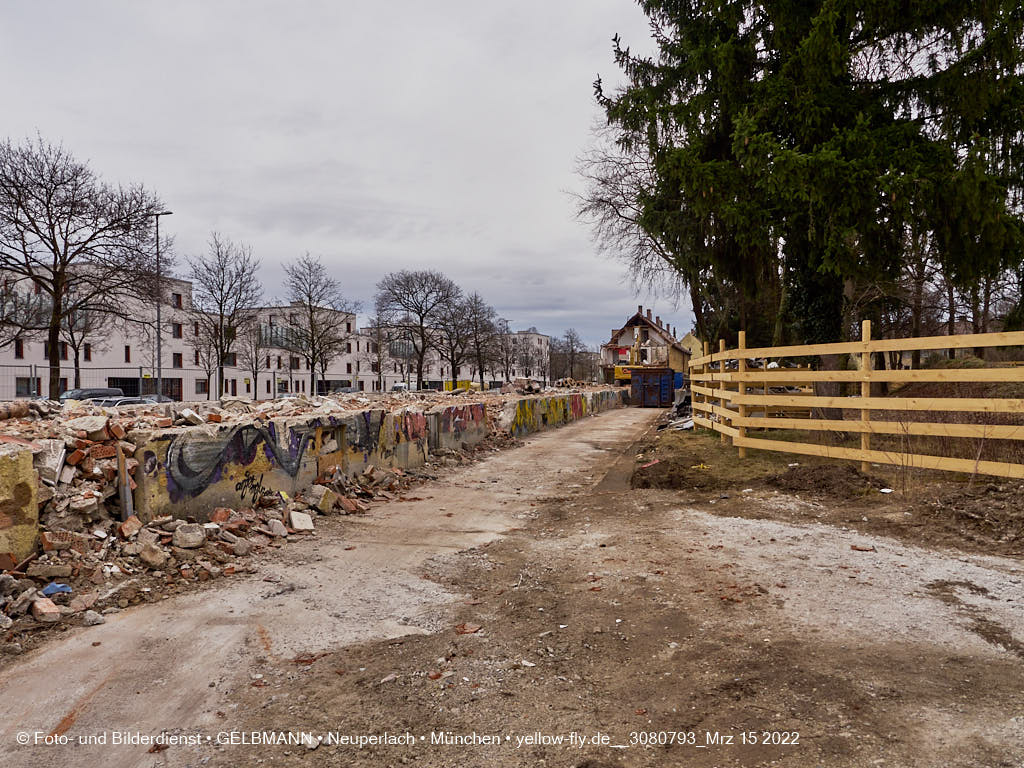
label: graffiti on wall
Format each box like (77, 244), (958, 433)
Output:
(161, 420), (321, 503)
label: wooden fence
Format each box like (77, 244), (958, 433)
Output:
(688, 323), (1024, 480)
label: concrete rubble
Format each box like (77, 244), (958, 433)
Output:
(0, 386), (625, 650)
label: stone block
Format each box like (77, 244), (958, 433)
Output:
(171, 523), (206, 549)
(31, 597), (61, 623)
(288, 510), (315, 531)
(306, 484), (337, 514)
(0, 444), (38, 561)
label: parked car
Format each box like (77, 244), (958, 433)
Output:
(391, 383), (409, 392)
(141, 393), (174, 403)
(93, 396), (144, 407)
(59, 387), (124, 402)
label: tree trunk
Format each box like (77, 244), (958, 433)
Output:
(47, 304), (62, 400)
(911, 258), (925, 368)
(73, 349), (81, 389)
(947, 280), (956, 359)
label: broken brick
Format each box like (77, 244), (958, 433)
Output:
(89, 444), (116, 460)
(118, 515), (143, 539)
(66, 449), (87, 466)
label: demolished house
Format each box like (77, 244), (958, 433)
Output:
(599, 306), (690, 385)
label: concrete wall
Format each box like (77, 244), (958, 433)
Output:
(0, 443), (39, 562)
(132, 392), (624, 521)
(496, 390), (626, 438)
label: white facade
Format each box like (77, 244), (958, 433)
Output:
(0, 274), (553, 400)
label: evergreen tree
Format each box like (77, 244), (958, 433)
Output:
(595, 1), (1024, 345)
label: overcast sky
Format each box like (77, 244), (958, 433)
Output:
(3, 1), (689, 346)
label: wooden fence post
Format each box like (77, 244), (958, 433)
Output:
(698, 341), (709, 432)
(861, 319), (872, 473)
(719, 338), (727, 443)
(738, 331), (747, 458)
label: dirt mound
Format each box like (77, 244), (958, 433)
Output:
(632, 455), (733, 491)
(912, 482), (1024, 551)
(767, 463), (884, 497)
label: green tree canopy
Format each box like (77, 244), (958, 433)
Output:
(594, 0), (1024, 345)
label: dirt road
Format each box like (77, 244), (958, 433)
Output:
(0, 407), (659, 768)
(3, 407), (1023, 768)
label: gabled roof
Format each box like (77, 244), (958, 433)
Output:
(604, 310), (689, 356)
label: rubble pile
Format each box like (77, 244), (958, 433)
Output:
(0, 386), (617, 655)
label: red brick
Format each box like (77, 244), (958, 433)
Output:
(66, 449), (86, 466)
(210, 507), (232, 523)
(0, 552), (18, 571)
(155, 418), (173, 428)
(206, 413), (222, 423)
(90, 444), (116, 460)
(108, 421), (126, 440)
(125, 458), (139, 476)
(75, 439), (95, 450)
(41, 530), (75, 551)
(118, 515), (142, 539)
(339, 496), (358, 513)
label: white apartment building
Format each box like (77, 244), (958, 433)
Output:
(0, 274), (552, 400)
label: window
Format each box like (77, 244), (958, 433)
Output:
(60, 342), (68, 361)
(172, 323), (183, 339)
(194, 350), (200, 365)
(124, 345), (131, 363)
(195, 379), (208, 395)
(277, 356), (282, 369)
(265, 355), (271, 369)
(346, 363), (352, 374)
(194, 321), (200, 336)
(346, 343), (352, 354)
(14, 339), (23, 359)
(15, 377), (35, 397)
(33, 282), (41, 295)
(172, 293), (183, 308)
(172, 353), (183, 368)
(356, 341), (360, 352)
(345, 322), (351, 333)
(84, 343), (91, 362)
(356, 361), (360, 372)
(289, 356), (299, 369)
(223, 352), (237, 367)
(266, 380), (271, 394)
(245, 379), (251, 394)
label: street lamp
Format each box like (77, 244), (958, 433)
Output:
(152, 210), (173, 398)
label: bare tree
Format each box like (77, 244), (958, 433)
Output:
(562, 328), (585, 379)
(495, 318), (518, 382)
(191, 335), (219, 401)
(359, 310), (395, 392)
(464, 292), (498, 389)
(375, 270), (460, 389)
(0, 276), (46, 349)
(236, 320), (268, 399)
(0, 136), (165, 397)
(61, 306), (107, 389)
(434, 289), (471, 390)
(189, 233), (262, 396)
(283, 253), (359, 394)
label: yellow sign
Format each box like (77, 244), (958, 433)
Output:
(443, 379), (473, 391)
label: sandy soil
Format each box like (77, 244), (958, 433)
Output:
(3, 409), (1023, 768)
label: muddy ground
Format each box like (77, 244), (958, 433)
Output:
(3, 412), (1023, 768)
(212, 424), (1023, 768)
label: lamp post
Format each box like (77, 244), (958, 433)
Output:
(152, 210), (173, 398)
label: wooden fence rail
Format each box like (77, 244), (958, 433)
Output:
(688, 324), (1024, 480)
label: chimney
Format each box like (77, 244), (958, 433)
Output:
(671, 325), (676, 338)
(646, 309), (652, 321)
(655, 315), (661, 328)
(637, 304), (643, 315)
